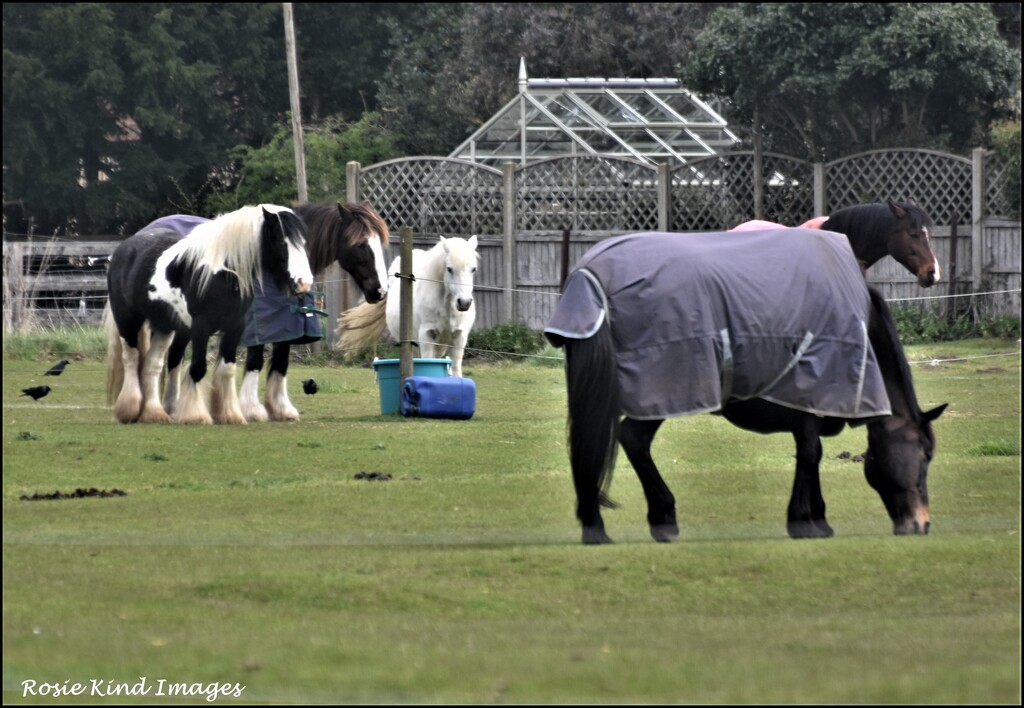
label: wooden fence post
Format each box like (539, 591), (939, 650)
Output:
(398, 226), (415, 384)
(971, 148), (985, 315)
(657, 162), (671, 232)
(502, 162), (516, 323)
(3, 242), (28, 332)
(813, 163), (826, 217)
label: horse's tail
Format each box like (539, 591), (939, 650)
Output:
(336, 297), (388, 361)
(104, 302), (124, 405)
(562, 320), (621, 520)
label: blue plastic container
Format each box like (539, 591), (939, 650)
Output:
(401, 376), (476, 420)
(371, 358), (451, 415)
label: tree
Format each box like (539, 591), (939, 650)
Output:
(291, 3), (413, 120)
(376, 3), (720, 156)
(3, 3), (287, 236)
(206, 112), (398, 213)
(684, 3), (1020, 159)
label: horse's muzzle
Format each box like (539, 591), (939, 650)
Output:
(456, 298), (473, 312)
(919, 263), (940, 287)
(294, 279), (313, 295)
(893, 505), (931, 535)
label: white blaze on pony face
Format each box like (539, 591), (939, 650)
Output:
(286, 231), (314, 295)
(369, 232), (389, 298)
(440, 235), (479, 312)
(922, 226), (941, 284)
(262, 204), (314, 294)
(149, 239), (194, 327)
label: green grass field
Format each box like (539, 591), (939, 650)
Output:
(3, 336), (1020, 704)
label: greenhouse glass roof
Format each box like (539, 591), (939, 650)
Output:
(450, 59), (741, 167)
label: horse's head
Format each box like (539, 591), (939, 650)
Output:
(261, 205), (314, 295)
(887, 201), (941, 288)
(335, 202), (389, 304)
(440, 235), (479, 312)
(864, 403), (947, 534)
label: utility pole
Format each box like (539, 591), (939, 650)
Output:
(283, 3), (307, 202)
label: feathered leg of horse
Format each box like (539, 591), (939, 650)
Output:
(240, 346), (270, 422)
(138, 329), (175, 423)
(208, 327), (248, 425)
(162, 330), (189, 415)
(174, 324), (215, 425)
(105, 304), (142, 423)
(266, 343), (300, 420)
(106, 304), (172, 424)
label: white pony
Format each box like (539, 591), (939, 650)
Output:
(337, 235), (479, 377)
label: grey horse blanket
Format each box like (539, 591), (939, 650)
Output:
(137, 214), (324, 346)
(544, 228), (891, 420)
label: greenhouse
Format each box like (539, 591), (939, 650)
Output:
(449, 58), (742, 167)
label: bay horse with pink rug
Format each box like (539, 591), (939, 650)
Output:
(735, 200), (940, 287)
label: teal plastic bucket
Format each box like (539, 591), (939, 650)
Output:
(371, 358), (452, 415)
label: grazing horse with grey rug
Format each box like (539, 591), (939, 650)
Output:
(545, 228), (946, 544)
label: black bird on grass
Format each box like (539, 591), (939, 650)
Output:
(45, 359), (70, 376)
(21, 385), (52, 401)
(302, 378), (318, 395)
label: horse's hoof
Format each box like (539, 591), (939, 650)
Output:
(814, 519), (835, 537)
(650, 523), (679, 543)
(214, 413), (248, 425)
(174, 413), (214, 425)
(137, 405), (173, 424)
(582, 527), (614, 545)
(242, 405), (269, 423)
(787, 520), (833, 539)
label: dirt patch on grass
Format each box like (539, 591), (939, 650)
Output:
(20, 487), (127, 501)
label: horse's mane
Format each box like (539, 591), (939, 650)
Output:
(825, 202), (933, 237)
(295, 201), (390, 275)
(867, 286), (924, 422)
(176, 205), (268, 297)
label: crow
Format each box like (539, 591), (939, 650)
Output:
(45, 359), (70, 376)
(302, 378), (318, 395)
(21, 385), (52, 400)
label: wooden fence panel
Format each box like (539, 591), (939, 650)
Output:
(3, 223), (1019, 333)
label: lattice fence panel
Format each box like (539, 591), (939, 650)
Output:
(670, 154), (755, 230)
(359, 158), (503, 236)
(761, 153), (815, 224)
(984, 150), (1015, 219)
(515, 156), (659, 232)
(825, 150), (972, 221)
(670, 152), (814, 229)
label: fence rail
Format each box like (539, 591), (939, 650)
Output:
(4, 147), (1020, 335)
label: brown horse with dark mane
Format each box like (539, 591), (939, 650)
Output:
(807, 200), (940, 287)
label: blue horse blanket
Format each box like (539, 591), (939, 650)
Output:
(544, 228), (891, 421)
(137, 214), (323, 346)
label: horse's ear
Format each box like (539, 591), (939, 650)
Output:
(468, 234), (479, 250)
(923, 403), (948, 423)
(440, 235), (450, 252)
(337, 202), (351, 217)
(888, 201), (907, 219)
